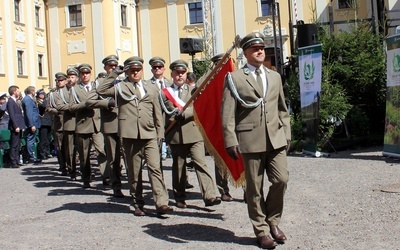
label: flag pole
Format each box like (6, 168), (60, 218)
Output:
(165, 35), (241, 135)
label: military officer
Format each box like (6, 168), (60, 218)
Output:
(97, 56), (173, 216)
(148, 56), (170, 161)
(69, 63), (109, 188)
(221, 32), (291, 249)
(160, 59), (221, 209)
(54, 68), (79, 179)
(47, 72), (67, 174)
(86, 55), (124, 198)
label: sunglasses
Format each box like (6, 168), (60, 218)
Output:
(56, 79), (65, 82)
(152, 66), (164, 70)
(107, 63), (118, 67)
(175, 70), (187, 75)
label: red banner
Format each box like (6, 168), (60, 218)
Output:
(193, 58), (245, 185)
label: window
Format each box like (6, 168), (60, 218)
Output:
(35, 6), (40, 28)
(38, 54), (44, 77)
(338, 0), (351, 9)
(17, 50), (24, 75)
(14, 0), (20, 22)
(121, 5), (127, 27)
(69, 5), (82, 27)
(188, 2), (203, 24)
(261, 0), (273, 16)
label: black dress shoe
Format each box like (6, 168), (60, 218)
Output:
(83, 182), (91, 189)
(18, 163), (24, 166)
(205, 197), (222, 206)
(185, 182), (194, 189)
(257, 235), (277, 249)
(102, 178), (111, 186)
(270, 225), (286, 244)
(113, 190), (124, 198)
(70, 176), (77, 181)
(10, 165), (20, 168)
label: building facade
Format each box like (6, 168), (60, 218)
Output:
(0, 0), (399, 93)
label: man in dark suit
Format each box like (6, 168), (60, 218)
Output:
(7, 85), (25, 168)
(22, 86), (41, 164)
(87, 55), (124, 198)
(97, 56), (173, 216)
(160, 59), (221, 209)
(37, 89), (53, 160)
(221, 32), (291, 249)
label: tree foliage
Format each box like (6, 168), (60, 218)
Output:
(286, 22), (386, 147)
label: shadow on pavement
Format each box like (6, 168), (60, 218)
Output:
(46, 202), (131, 214)
(142, 223), (255, 246)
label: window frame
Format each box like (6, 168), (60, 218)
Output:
(260, 0), (273, 17)
(17, 50), (24, 76)
(188, 2), (203, 25)
(38, 54), (44, 77)
(14, 0), (21, 23)
(338, 0), (351, 9)
(35, 6), (40, 28)
(121, 4), (127, 27)
(68, 4), (83, 28)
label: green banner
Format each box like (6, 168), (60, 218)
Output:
(383, 34), (400, 157)
(299, 44), (322, 156)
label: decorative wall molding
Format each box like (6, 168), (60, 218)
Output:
(165, 0), (178, 5)
(34, 0), (43, 7)
(66, 29), (85, 36)
(138, 0), (149, 7)
(36, 33), (45, 47)
(46, 0), (58, 8)
(67, 39), (86, 54)
(66, 0), (84, 5)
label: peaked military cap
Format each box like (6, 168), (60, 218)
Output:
(0, 92), (8, 99)
(169, 59), (188, 71)
(124, 56), (144, 68)
(77, 63), (92, 73)
(240, 32), (265, 50)
(66, 67), (79, 76)
(36, 89), (45, 96)
(55, 72), (68, 79)
(102, 55), (119, 65)
(149, 57), (165, 66)
(211, 53), (225, 64)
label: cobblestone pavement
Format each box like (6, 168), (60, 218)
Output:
(1, 146), (399, 249)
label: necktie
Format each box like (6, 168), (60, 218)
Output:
(255, 68), (264, 95)
(178, 87), (182, 98)
(85, 85), (90, 92)
(159, 80), (164, 89)
(134, 82), (141, 99)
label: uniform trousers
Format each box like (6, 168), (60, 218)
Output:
(123, 138), (168, 209)
(77, 131), (108, 183)
(53, 130), (66, 170)
(215, 164), (230, 196)
(242, 147), (288, 237)
(104, 133), (122, 190)
(170, 141), (216, 203)
(63, 131), (77, 177)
